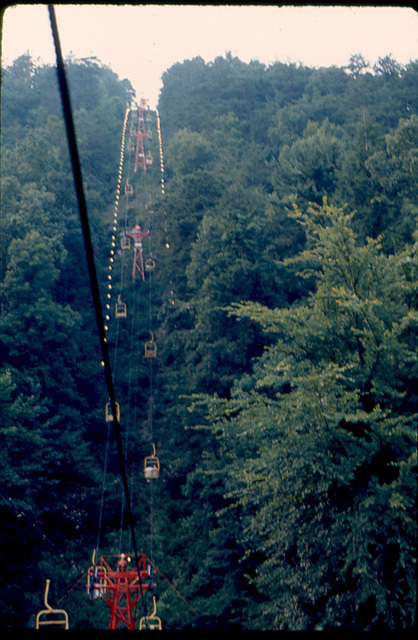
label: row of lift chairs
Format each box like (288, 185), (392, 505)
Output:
(111, 182), (159, 478)
(105, 402), (160, 481)
(35, 110), (161, 631)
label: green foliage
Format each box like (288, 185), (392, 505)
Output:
(1, 50), (416, 630)
(272, 119), (348, 206)
(202, 203), (417, 629)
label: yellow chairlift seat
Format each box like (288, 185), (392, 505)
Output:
(144, 333), (157, 359)
(115, 294), (127, 318)
(120, 235), (131, 250)
(139, 596), (162, 630)
(87, 550), (108, 600)
(35, 579), (69, 629)
(145, 256), (156, 272)
(105, 401), (120, 423)
(144, 443), (160, 481)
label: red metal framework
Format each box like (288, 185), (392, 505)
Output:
(126, 225), (150, 281)
(88, 554), (155, 630)
(133, 99), (151, 173)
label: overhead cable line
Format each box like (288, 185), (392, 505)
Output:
(47, 7), (146, 615)
(47, 11), (199, 625)
(97, 105), (131, 558)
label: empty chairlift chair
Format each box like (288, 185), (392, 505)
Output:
(144, 333), (157, 358)
(115, 294), (127, 318)
(105, 401), (120, 423)
(35, 580), (69, 630)
(139, 596), (162, 630)
(120, 234), (131, 250)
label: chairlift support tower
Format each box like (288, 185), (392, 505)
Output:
(126, 225), (150, 281)
(87, 554), (156, 630)
(133, 99), (151, 173)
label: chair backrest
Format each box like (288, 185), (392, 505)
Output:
(105, 401), (120, 422)
(144, 340), (157, 358)
(139, 596), (162, 630)
(144, 457), (160, 480)
(35, 580), (69, 630)
(145, 257), (156, 271)
(115, 296), (127, 318)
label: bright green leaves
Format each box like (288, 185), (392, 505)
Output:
(272, 119), (347, 207)
(202, 202), (417, 629)
(1, 231), (64, 304)
(364, 114), (418, 246)
(167, 129), (215, 177)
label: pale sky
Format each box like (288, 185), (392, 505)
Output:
(1, 4), (418, 108)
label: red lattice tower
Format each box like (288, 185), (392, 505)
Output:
(133, 99), (149, 173)
(88, 554), (155, 630)
(126, 225), (150, 281)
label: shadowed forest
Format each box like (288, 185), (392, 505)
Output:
(0, 50), (417, 630)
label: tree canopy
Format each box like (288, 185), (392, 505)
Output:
(0, 52), (416, 630)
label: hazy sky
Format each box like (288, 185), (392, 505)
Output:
(2, 4), (417, 107)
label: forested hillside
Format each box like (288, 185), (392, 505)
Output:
(0, 51), (416, 630)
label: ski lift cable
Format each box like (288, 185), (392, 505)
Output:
(47, 8), (147, 618)
(109, 105), (130, 377)
(144, 110), (157, 563)
(116, 109), (137, 552)
(119, 272), (140, 553)
(96, 106), (131, 553)
(121, 107), (148, 553)
(49, 7), (196, 624)
(147, 557), (201, 617)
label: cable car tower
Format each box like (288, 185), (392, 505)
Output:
(132, 99), (152, 174)
(125, 224), (150, 281)
(87, 553), (156, 630)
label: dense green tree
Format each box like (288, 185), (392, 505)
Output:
(1, 49), (417, 630)
(0, 54), (134, 628)
(272, 118), (348, 207)
(364, 114), (418, 248)
(196, 202), (417, 629)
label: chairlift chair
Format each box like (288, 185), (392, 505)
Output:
(139, 596), (162, 630)
(145, 256), (156, 272)
(115, 295), (127, 318)
(144, 443), (160, 481)
(120, 235), (131, 250)
(35, 580), (69, 630)
(105, 401), (120, 422)
(86, 550), (108, 601)
(125, 182), (133, 196)
(144, 333), (157, 358)
(87, 559), (108, 600)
